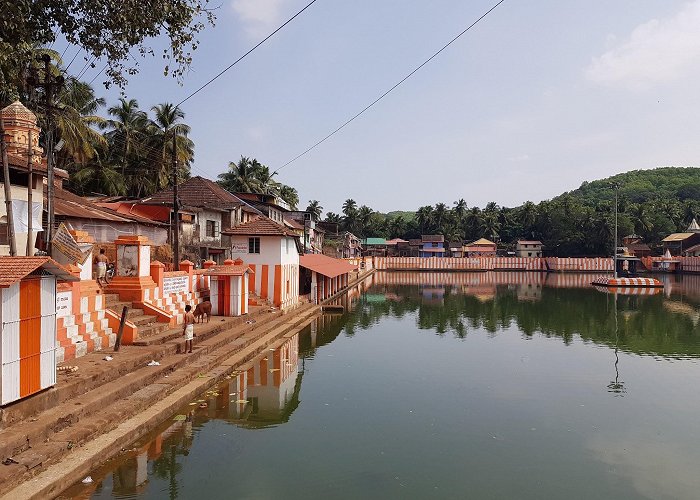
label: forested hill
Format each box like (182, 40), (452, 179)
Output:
(560, 167), (700, 205)
(327, 166), (700, 257)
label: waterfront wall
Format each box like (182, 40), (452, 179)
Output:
(368, 256), (613, 272)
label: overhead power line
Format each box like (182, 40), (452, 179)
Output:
(176, 0), (320, 107)
(274, 0), (507, 175)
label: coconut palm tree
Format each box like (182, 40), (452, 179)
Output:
(416, 205), (434, 234)
(279, 185), (299, 210)
(217, 156), (263, 193)
(306, 200), (323, 222)
(148, 103), (194, 190)
(101, 98), (148, 176)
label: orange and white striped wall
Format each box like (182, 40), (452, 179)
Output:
(231, 235), (300, 310)
(209, 273), (249, 316)
(309, 271), (351, 303)
(247, 262), (299, 309)
(56, 280), (117, 363)
(1, 275), (57, 405)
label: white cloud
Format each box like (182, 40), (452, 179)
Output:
(232, 0), (289, 38)
(586, 1), (700, 88)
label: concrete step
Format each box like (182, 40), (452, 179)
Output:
(0, 305), (320, 491)
(135, 323), (170, 339)
(128, 314), (156, 327)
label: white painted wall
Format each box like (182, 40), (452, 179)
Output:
(0, 178), (43, 256)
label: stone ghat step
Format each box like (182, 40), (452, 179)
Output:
(133, 306), (273, 346)
(135, 323), (170, 339)
(0, 304), (320, 496)
(128, 314), (156, 327)
(0, 303), (316, 449)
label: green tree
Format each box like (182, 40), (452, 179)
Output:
(306, 200), (323, 222)
(2, 0), (215, 94)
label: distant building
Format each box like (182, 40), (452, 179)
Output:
(385, 238), (407, 257)
(122, 176), (260, 263)
(621, 235), (651, 258)
(420, 235), (445, 257)
(223, 216), (301, 309)
(448, 241), (464, 257)
(662, 219), (700, 256)
(515, 240), (543, 258)
(464, 238), (497, 257)
(362, 237), (387, 257)
(284, 211), (325, 254)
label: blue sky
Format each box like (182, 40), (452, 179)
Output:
(62, 0), (700, 214)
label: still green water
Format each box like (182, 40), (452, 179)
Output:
(61, 272), (700, 500)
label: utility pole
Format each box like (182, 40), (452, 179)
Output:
(26, 54), (63, 256)
(613, 183), (619, 279)
(172, 131), (180, 267)
(26, 130), (33, 256)
(0, 120), (17, 256)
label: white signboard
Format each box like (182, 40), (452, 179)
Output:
(232, 243), (248, 253)
(163, 276), (189, 295)
(56, 291), (72, 318)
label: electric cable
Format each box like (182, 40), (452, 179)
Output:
(176, 0), (320, 107)
(273, 0), (507, 175)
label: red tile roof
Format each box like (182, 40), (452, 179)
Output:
(0, 257), (78, 288)
(140, 176), (244, 211)
(300, 254), (357, 278)
(222, 216), (297, 237)
(204, 264), (252, 276)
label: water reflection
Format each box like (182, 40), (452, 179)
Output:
(342, 272), (700, 358)
(60, 272), (700, 500)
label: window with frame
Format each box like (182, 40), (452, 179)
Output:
(248, 237), (260, 254)
(206, 220), (217, 237)
(0, 222), (7, 245)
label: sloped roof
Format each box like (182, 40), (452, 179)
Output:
(222, 216), (297, 237)
(140, 176), (244, 211)
(421, 234), (444, 243)
(204, 264), (252, 276)
(0, 257), (78, 288)
(663, 232), (695, 242)
(363, 238), (386, 245)
(469, 238), (496, 246)
(688, 218), (700, 232)
(283, 217), (305, 231)
(517, 240), (543, 245)
(52, 187), (165, 226)
(684, 243), (700, 254)
(300, 254), (357, 278)
(385, 238), (408, 245)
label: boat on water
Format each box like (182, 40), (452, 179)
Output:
(590, 184), (663, 289)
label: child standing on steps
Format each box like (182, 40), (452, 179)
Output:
(183, 305), (195, 353)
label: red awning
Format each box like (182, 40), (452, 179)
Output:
(300, 254), (357, 278)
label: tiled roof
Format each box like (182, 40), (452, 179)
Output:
(408, 239), (422, 246)
(222, 216), (297, 237)
(684, 243), (700, 254)
(663, 233), (695, 242)
(205, 264), (251, 276)
(385, 238), (407, 245)
(469, 238), (496, 246)
(0, 257), (78, 287)
(141, 176), (243, 211)
(421, 234), (444, 243)
(517, 240), (543, 245)
(300, 254), (357, 278)
(52, 187), (164, 225)
(283, 217), (305, 231)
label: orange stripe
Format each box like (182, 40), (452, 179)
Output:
(261, 265), (268, 299)
(20, 279), (41, 398)
(240, 277), (246, 314)
(248, 264), (256, 294)
(273, 265), (282, 307)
